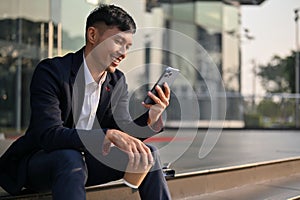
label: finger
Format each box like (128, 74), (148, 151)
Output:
(143, 91), (161, 106)
(148, 152), (154, 166)
(132, 146), (141, 170)
(137, 143), (149, 169)
(102, 136), (112, 156)
(128, 151), (135, 169)
(155, 85), (164, 99)
(143, 145), (154, 166)
(134, 154), (141, 170)
(142, 102), (152, 109)
(163, 82), (171, 100)
(148, 90), (163, 105)
(155, 85), (169, 106)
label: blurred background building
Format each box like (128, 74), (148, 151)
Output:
(0, 0), (265, 134)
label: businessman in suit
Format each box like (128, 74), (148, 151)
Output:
(0, 4), (171, 200)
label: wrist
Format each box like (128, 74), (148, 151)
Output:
(147, 118), (152, 125)
(148, 116), (163, 132)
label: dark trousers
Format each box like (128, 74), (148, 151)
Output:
(25, 145), (171, 200)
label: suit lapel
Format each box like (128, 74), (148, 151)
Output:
(95, 73), (113, 125)
(72, 66), (85, 125)
(70, 48), (85, 126)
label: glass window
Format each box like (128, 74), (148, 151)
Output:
(0, 0), (50, 133)
(0, 0), (96, 133)
(171, 2), (194, 22)
(222, 4), (240, 92)
(195, 1), (222, 32)
(60, 0), (95, 52)
(0, 0), (50, 22)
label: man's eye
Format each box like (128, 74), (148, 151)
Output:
(115, 39), (122, 45)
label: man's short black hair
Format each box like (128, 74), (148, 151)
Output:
(86, 4), (136, 35)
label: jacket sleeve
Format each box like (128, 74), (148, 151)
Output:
(27, 59), (105, 152)
(108, 74), (163, 140)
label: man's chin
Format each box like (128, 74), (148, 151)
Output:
(106, 65), (117, 73)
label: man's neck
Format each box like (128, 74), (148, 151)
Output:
(84, 49), (106, 83)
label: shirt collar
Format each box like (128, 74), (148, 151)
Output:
(83, 54), (107, 86)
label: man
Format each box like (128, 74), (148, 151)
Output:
(0, 4), (171, 200)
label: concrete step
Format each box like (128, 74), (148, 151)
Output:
(1, 157), (300, 200)
(186, 174), (300, 200)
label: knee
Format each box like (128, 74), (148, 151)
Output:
(54, 149), (84, 167)
(52, 150), (87, 182)
(146, 144), (158, 153)
(146, 144), (160, 163)
(144, 144), (166, 175)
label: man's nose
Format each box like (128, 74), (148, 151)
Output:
(118, 45), (127, 57)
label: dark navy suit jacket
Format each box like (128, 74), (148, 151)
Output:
(0, 48), (157, 195)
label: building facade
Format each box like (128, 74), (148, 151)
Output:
(0, 0), (264, 134)
(0, 0), (97, 133)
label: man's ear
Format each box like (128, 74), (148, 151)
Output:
(87, 27), (98, 45)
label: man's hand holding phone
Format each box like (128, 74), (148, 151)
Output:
(142, 67), (179, 126)
(142, 82), (170, 126)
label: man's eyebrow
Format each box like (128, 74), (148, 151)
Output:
(114, 35), (125, 41)
(114, 34), (132, 45)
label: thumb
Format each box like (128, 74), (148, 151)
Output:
(102, 136), (112, 156)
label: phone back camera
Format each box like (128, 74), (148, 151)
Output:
(164, 71), (172, 78)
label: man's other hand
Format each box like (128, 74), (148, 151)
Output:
(102, 129), (153, 170)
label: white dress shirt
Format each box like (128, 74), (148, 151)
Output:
(76, 56), (107, 130)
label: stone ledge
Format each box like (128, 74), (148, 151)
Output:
(2, 157), (300, 200)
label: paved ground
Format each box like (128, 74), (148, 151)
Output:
(146, 129), (300, 174)
(183, 174), (300, 200)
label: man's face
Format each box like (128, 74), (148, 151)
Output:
(89, 27), (133, 73)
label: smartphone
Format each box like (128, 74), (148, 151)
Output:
(144, 67), (180, 105)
